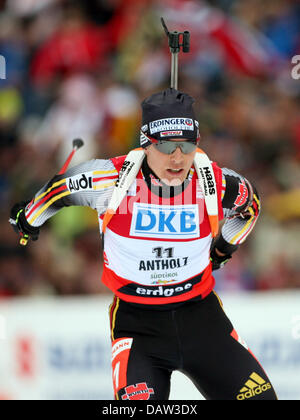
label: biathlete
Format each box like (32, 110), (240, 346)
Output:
(10, 88), (277, 400)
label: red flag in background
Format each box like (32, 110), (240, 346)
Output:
(160, 0), (281, 78)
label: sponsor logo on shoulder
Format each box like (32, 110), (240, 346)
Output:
(66, 172), (94, 192)
(234, 179), (248, 209)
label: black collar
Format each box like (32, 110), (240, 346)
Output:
(141, 157), (191, 198)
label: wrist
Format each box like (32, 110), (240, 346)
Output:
(212, 234), (239, 255)
(214, 248), (226, 257)
(16, 206), (40, 240)
(210, 247), (232, 271)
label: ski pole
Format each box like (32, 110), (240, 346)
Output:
(58, 138), (84, 174)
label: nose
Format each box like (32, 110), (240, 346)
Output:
(170, 145), (184, 163)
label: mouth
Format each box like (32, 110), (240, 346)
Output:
(163, 168), (185, 186)
(166, 168), (184, 176)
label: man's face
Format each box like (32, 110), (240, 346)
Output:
(144, 139), (198, 186)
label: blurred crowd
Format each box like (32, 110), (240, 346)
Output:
(0, 0), (299, 298)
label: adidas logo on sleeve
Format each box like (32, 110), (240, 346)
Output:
(236, 372), (272, 400)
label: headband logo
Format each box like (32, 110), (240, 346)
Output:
(149, 118), (194, 134)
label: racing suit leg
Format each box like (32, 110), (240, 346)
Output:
(110, 297), (173, 400)
(178, 292), (278, 400)
(109, 293), (278, 400)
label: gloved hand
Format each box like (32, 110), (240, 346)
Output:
(9, 201), (40, 244)
(210, 246), (232, 271)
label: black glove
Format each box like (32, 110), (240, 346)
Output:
(9, 201), (40, 243)
(210, 246), (232, 271)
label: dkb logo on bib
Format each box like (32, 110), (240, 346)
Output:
(130, 203), (199, 239)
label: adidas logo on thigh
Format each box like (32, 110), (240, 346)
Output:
(237, 372), (271, 400)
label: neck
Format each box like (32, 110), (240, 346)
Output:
(142, 158), (191, 197)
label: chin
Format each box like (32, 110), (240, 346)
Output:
(162, 176), (185, 186)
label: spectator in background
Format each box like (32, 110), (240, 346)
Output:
(28, 74), (106, 165)
(30, 4), (111, 87)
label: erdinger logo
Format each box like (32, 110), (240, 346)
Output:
(118, 273), (203, 298)
(149, 118), (194, 134)
(136, 283), (192, 297)
(237, 372), (271, 400)
(121, 382), (154, 400)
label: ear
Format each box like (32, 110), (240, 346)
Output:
(143, 145), (151, 155)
